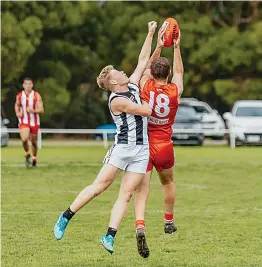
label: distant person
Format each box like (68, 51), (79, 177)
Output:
(14, 77), (44, 167)
(54, 21), (157, 256)
(134, 29), (183, 254)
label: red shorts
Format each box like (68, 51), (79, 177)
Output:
(147, 141), (175, 172)
(19, 124), (40, 135)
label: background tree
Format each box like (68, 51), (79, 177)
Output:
(1, 1), (261, 128)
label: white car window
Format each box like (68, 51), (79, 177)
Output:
(177, 106), (197, 118)
(235, 107), (262, 117)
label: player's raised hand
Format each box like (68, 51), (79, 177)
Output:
(26, 107), (34, 113)
(174, 30), (181, 48)
(157, 26), (165, 48)
(148, 21), (157, 34)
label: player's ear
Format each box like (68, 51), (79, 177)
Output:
(109, 79), (118, 85)
(150, 69), (153, 76)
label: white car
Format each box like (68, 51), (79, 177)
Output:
(223, 100), (262, 146)
(180, 98), (225, 139)
(1, 117), (9, 147)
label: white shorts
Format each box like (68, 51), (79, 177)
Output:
(103, 144), (149, 174)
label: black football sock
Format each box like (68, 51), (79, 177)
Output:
(106, 227), (117, 237)
(62, 207), (75, 221)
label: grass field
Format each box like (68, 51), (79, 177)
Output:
(2, 146), (262, 267)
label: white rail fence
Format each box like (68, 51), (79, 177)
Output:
(7, 128), (262, 149)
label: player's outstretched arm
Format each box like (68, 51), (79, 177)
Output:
(140, 26), (165, 90)
(129, 21), (157, 86)
(111, 97), (152, 117)
(146, 26), (165, 70)
(171, 31), (184, 98)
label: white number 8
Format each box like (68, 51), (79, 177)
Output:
(149, 91), (170, 117)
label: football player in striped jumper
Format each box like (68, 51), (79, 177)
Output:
(14, 77), (44, 167)
(54, 21), (157, 256)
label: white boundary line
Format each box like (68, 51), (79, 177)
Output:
(1, 163), (102, 167)
(1, 162), (190, 168)
(2, 207), (261, 215)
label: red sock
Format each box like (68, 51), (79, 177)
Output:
(32, 156), (37, 162)
(25, 151), (30, 157)
(164, 213), (174, 224)
(136, 220), (145, 232)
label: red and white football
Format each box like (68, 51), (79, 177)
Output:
(161, 17), (180, 47)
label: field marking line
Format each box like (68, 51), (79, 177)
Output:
(2, 207), (261, 215)
(1, 163), (102, 167)
(2, 162), (189, 168)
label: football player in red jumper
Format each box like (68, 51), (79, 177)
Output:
(134, 27), (183, 256)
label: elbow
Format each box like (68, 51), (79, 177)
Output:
(144, 107), (152, 117)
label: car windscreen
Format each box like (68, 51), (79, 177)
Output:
(176, 106), (197, 119)
(191, 105), (210, 114)
(235, 106), (262, 117)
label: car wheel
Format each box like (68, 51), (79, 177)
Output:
(198, 140), (203, 146)
(212, 136), (225, 140)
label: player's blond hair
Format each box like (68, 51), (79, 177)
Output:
(97, 65), (115, 90)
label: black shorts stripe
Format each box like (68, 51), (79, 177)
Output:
(103, 145), (116, 163)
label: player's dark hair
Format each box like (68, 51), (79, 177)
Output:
(23, 77), (33, 83)
(151, 57), (170, 79)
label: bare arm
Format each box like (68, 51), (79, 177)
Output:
(111, 97), (152, 117)
(140, 27), (165, 90)
(129, 21), (157, 86)
(171, 31), (184, 97)
(14, 95), (22, 118)
(146, 26), (165, 70)
(35, 94), (44, 114)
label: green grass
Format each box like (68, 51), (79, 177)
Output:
(2, 146), (262, 267)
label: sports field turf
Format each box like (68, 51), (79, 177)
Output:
(2, 146), (262, 267)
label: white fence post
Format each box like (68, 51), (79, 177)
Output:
(103, 132), (108, 148)
(230, 130), (235, 149)
(38, 129), (42, 149)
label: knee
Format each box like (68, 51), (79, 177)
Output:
(22, 138), (28, 143)
(31, 140), (37, 146)
(160, 176), (173, 186)
(120, 191), (133, 203)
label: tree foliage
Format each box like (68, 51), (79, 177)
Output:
(1, 1), (261, 127)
